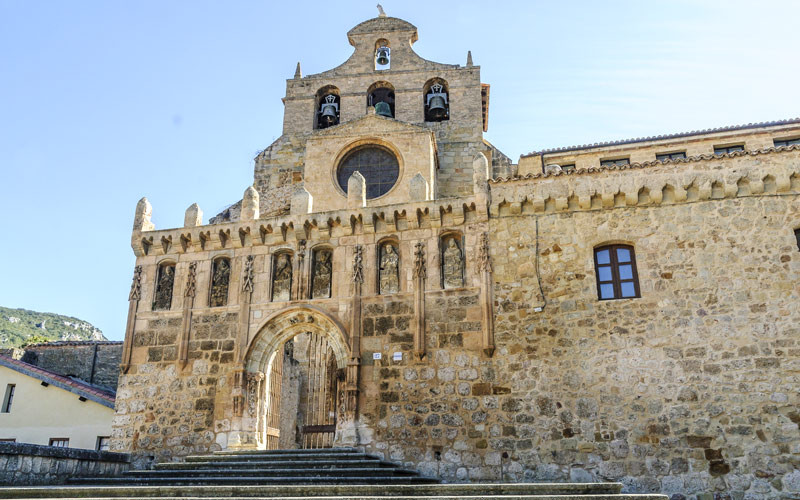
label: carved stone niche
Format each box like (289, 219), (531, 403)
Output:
(209, 257), (231, 307)
(153, 262), (176, 311)
(311, 248), (333, 299)
(441, 235), (465, 289)
(378, 241), (400, 294)
(272, 252), (293, 302)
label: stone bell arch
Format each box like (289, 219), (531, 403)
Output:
(227, 305), (358, 450)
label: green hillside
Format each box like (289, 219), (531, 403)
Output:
(0, 306), (106, 348)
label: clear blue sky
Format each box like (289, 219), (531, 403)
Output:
(1, 1), (798, 340)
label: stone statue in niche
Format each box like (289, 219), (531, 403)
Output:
(312, 249), (333, 299)
(272, 254), (293, 301)
(379, 243), (400, 294)
(209, 258), (231, 307)
(153, 264), (175, 310)
(442, 238), (464, 289)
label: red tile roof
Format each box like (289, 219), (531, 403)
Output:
(0, 354), (115, 408)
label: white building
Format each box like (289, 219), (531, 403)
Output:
(0, 354), (114, 450)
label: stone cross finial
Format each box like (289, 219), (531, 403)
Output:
(241, 186), (260, 221)
(184, 203), (202, 227)
(377, 4), (386, 17)
(347, 171), (367, 209)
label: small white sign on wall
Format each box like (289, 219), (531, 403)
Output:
(372, 352), (382, 360)
(392, 352), (403, 362)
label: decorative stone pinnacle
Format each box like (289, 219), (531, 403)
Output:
(467, 50), (473, 67)
(377, 4), (386, 17)
(294, 62), (302, 79)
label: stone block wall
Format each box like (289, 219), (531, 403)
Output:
(0, 441), (129, 486)
(113, 312), (237, 461)
(20, 341), (122, 391)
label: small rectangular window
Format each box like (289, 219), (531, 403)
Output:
(795, 228), (800, 251)
(594, 245), (641, 300)
(49, 438), (69, 448)
(2, 384), (14, 413)
(600, 158), (630, 167)
(0, 438), (16, 442)
(774, 137), (800, 148)
(560, 164), (576, 172)
(96, 436), (110, 451)
(713, 144), (744, 155)
(656, 151), (687, 161)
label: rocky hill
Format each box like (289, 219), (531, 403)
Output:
(0, 306), (106, 347)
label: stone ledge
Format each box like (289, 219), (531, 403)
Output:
(0, 441), (129, 463)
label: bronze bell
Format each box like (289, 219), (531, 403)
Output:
(428, 95), (447, 120)
(375, 101), (393, 118)
(376, 46), (390, 66)
(319, 95), (339, 128)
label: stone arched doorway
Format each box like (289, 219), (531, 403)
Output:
(239, 306), (352, 450)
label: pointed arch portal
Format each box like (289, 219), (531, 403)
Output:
(242, 306), (351, 449)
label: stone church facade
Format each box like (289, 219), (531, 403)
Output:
(112, 12), (800, 499)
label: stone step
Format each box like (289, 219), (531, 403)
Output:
(153, 459), (393, 470)
(67, 475), (443, 486)
(153, 459), (390, 470)
(0, 495), (670, 500)
(125, 467), (421, 478)
(184, 452), (375, 462)
(211, 447), (361, 455)
(0, 482), (665, 498)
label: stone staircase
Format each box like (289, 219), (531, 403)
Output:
(0, 447), (668, 499)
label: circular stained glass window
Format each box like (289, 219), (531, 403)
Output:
(337, 146), (399, 199)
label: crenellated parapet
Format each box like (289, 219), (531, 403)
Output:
(131, 194), (485, 258)
(489, 145), (800, 216)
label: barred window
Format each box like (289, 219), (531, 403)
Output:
(713, 144), (744, 155)
(774, 137), (800, 148)
(600, 158), (630, 167)
(656, 151), (686, 161)
(594, 244), (640, 300)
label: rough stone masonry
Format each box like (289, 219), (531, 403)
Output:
(110, 10), (800, 500)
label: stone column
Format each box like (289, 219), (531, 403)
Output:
(233, 255), (256, 420)
(120, 266), (142, 374)
(477, 232), (495, 357)
(178, 262), (197, 369)
(293, 240), (307, 300)
(413, 241), (427, 360)
(347, 245), (363, 418)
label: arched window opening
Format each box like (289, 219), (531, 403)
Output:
(594, 244), (641, 300)
(315, 86), (340, 129)
(441, 234), (465, 289)
(152, 262), (176, 311)
(311, 248), (333, 299)
(424, 79), (449, 122)
(336, 145), (399, 199)
(378, 241), (400, 294)
(272, 252), (293, 302)
(209, 257), (231, 307)
(375, 39), (390, 70)
(368, 82), (395, 118)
